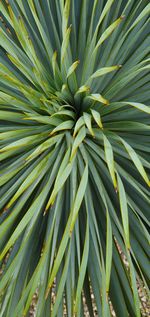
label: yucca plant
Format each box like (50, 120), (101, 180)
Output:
(0, 0), (150, 316)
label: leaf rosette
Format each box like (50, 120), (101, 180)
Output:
(0, 1), (150, 316)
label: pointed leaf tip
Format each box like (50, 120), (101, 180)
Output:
(67, 60), (80, 78)
(89, 93), (109, 105)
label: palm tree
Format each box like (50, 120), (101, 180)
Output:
(0, 0), (149, 316)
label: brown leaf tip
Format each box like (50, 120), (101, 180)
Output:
(120, 15), (125, 20)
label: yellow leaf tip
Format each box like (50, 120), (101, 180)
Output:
(43, 210), (47, 216)
(106, 290), (109, 296)
(69, 155), (73, 162)
(44, 203), (53, 215)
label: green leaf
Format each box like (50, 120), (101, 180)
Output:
(0, 110), (24, 122)
(106, 210), (112, 293)
(52, 50), (58, 78)
(83, 112), (94, 136)
(119, 101), (150, 114)
(89, 65), (122, 80)
(6, 154), (51, 208)
(45, 212), (73, 297)
(46, 162), (73, 210)
(61, 25), (72, 65)
(62, 0), (71, 37)
(127, 254), (141, 317)
(70, 126), (86, 160)
(103, 135), (117, 190)
(67, 60), (80, 78)
(51, 243), (71, 317)
(0, 180), (51, 260)
(95, 16), (124, 50)
(91, 109), (103, 129)
(76, 85), (90, 95)
(74, 213), (89, 313)
(70, 164), (88, 233)
(50, 120), (74, 135)
(0, 134), (45, 152)
(73, 117), (85, 137)
(26, 134), (63, 161)
(117, 174), (130, 250)
(88, 93), (109, 105)
(121, 139), (150, 186)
